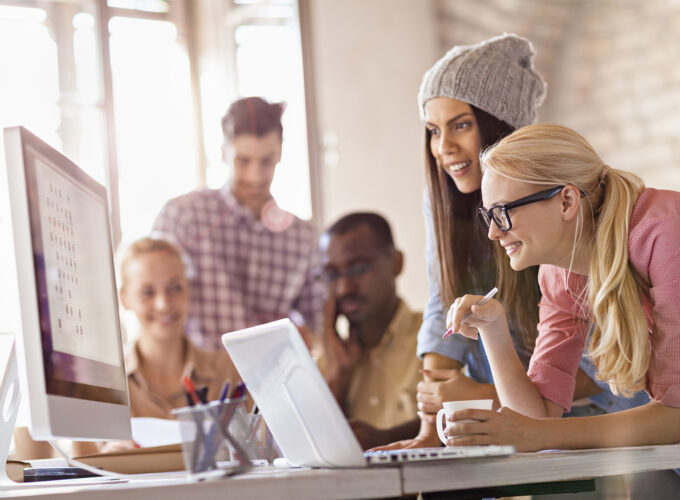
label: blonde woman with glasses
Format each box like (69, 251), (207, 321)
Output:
(443, 123), (680, 452)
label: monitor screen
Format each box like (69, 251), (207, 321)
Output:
(3, 126), (130, 440)
(24, 140), (126, 403)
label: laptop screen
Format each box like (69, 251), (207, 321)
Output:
(222, 319), (366, 467)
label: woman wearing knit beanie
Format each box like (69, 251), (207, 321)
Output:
(376, 34), (647, 451)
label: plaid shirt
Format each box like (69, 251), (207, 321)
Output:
(152, 184), (323, 350)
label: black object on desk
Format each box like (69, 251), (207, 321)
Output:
(23, 467), (101, 482)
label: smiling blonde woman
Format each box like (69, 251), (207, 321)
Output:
(443, 124), (680, 452)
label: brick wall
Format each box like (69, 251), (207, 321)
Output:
(435, 0), (680, 189)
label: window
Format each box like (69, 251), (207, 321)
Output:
(232, 22), (311, 220)
(0, 0), (313, 332)
(0, 2), (104, 182)
(0, 1), (103, 335)
(108, 14), (197, 243)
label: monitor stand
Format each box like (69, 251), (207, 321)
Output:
(0, 341), (120, 490)
(0, 339), (22, 488)
(1, 340), (252, 489)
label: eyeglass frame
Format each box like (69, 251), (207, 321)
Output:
(314, 258), (379, 285)
(478, 185), (585, 232)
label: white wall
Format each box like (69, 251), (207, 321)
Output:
(307, 0), (438, 311)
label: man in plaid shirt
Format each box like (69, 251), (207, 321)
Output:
(152, 97), (323, 350)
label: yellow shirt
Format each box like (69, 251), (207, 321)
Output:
(125, 337), (241, 419)
(344, 300), (422, 429)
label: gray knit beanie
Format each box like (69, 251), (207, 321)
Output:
(418, 33), (546, 129)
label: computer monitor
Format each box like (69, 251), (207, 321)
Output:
(3, 126), (131, 441)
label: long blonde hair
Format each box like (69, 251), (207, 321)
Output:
(481, 124), (647, 396)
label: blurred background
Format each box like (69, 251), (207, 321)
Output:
(2, 0), (680, 330)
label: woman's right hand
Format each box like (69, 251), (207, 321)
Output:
(417, 369), (499, 418)
(445, 296), (507, 340)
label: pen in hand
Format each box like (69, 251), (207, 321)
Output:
(442, 286), (498, 339)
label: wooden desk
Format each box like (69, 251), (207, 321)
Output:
(2, 445), (679, 499)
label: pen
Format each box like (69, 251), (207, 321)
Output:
(196, 386), (209, 405)
(231, 382), (246, 400)
(199, 381), (245, 470)
(182, 376), (202, 404)
(181, 377), (212, 471)
(219, 381), (230, 402)
(442, 287), (498, 339)
(183, 390), (195, 407)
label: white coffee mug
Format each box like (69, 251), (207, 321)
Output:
(436, 399), (493, 446)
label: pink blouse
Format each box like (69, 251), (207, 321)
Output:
(528, 188), (680, 411)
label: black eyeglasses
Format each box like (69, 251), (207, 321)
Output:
(478, 186), (575, 232)
(315, 259), (375, 284)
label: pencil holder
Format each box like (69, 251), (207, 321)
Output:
(172, 397), (252, 477)
(228, 406), (281, 463)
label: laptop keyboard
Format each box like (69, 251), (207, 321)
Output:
(364, 445), (515, 464)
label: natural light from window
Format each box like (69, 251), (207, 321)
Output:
(230, 23), (311, 221)
(0, 5), (60, 150)
(1, 1), (313, 335)
(108, 15), (196, 245)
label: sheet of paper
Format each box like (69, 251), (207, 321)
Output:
(131, 417), (183, 447)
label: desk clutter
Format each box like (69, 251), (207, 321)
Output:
(171, 379), (280, 478)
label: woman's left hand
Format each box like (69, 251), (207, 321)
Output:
(443, 406), (546, 453)
(445, 296), (507, 341)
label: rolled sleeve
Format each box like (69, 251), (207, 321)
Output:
(528, 265), (590, 411)
(629, 193), (680, 407)
(648, 278), (680, 406)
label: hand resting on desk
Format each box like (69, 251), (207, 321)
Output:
(368, 432), (442, 452)
(349, 420), (392, 450)
(444, 401), (680, 452)
(370, 365), (499, 451)
(350, 418), (422, 450)
(417, 368), (499, 423)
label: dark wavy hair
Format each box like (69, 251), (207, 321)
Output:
(424, 105), (539, 350)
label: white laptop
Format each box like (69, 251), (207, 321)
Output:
(221, 318), (514, 468)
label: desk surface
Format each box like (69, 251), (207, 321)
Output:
(400, 444), (680, 495)
(2, 445), (680, 499)
(0, 467), (401, 499)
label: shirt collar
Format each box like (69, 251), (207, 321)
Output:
(219, 183), (282, 230)
(219, 183), (249, 219)
(125, 337), (211, 388)
(372, 298), (411, 351)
